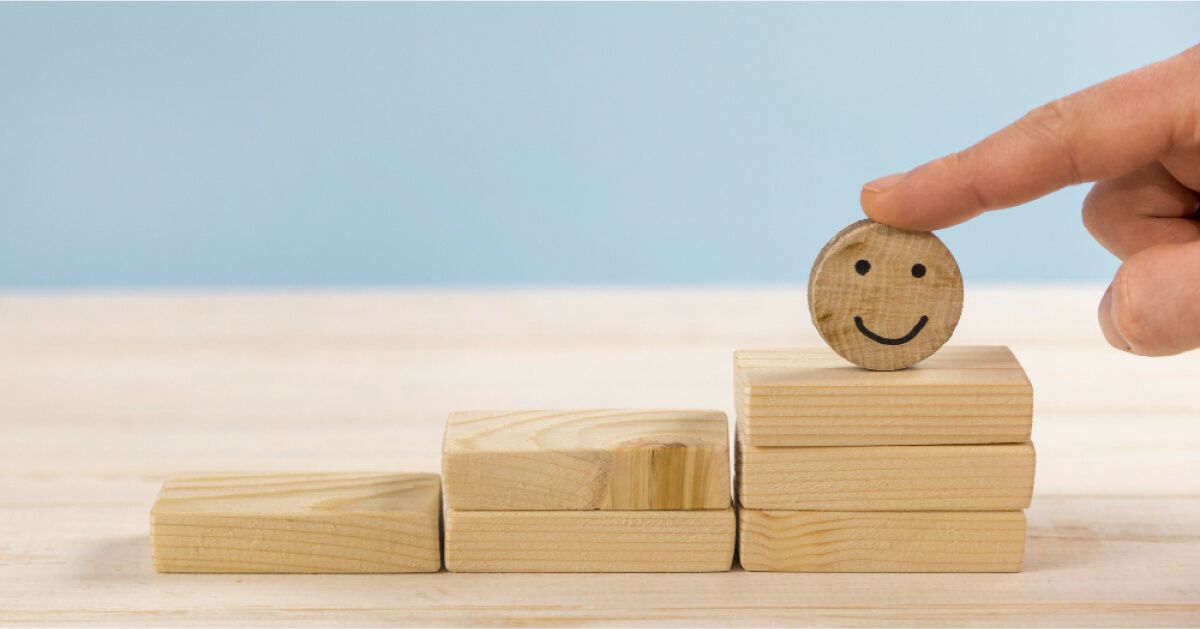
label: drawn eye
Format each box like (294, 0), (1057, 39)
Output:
(911, 263), (926, 278)
(855, 259), (871, 276)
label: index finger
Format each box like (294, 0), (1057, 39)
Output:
(861, 44), (1199, 231)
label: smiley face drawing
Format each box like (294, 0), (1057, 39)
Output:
(808, 219), (963, 371)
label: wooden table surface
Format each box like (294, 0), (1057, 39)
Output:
(3, 287), (1199, 627)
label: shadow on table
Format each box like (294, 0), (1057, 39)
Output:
(76, 535), (154, 581)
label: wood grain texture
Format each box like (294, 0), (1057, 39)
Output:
(5, 288), (1200, 626)
(737, 439), (1035, 511)
(442, 409), (729, 510)
(444, 507), (735, 573)
(151, 473), (441, 573)
(736, 345), (1033, 446)
(739, 509), (1026, 572)
(808, 220), (964, 371)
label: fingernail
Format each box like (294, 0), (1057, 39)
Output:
(1098, 283), (1132, 352)
(862, 172), (906, 194)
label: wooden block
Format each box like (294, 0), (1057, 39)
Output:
(442, 409), (730, 510)
(151, 473), (441, 573)
(738, 509), (1026, 572)
(808, 219), (963, 370)
(736, 439), (1035, 511)
(443, 507), (735, 572)
(736, 345), (1032, 446)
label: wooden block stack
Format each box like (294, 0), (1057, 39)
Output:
(441, 409), (736, 572)
(147, 220), (1035, 575)
(735, 346), (1035, 572)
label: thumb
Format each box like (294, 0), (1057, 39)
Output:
(1100, 240), (1200, 356)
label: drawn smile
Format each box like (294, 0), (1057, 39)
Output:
(854, 315), (929, 346)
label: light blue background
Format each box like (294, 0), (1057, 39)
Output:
(2, 3), (1197, 288)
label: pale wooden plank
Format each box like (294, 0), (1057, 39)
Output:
(736, 346), (1033, 446)
(736, 440), (1035, 511)
(150, 473), (441, 573)
(739, 509), (1026, 572)
(2, 289), (1200, 626)
(3, 480), (1199, 626)
(442, 409), (730, 510)
(443, 507), (735, 573)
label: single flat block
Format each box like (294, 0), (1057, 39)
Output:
(736, 440), (1035, 511)
(738, 509), (1026, 572)
(151, 472), (441, 573)
(442, 409), (730, 510)
(736, 345), (1033, 446)
(443, 507), (735, 572)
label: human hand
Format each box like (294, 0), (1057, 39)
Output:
(860, 45), (1200, 357)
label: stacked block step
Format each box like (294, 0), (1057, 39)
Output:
(735, 346), (1035, 572)
(151, 472), (442, 573)
(441, 409), (735, 572)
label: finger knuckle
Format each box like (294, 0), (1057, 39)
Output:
(1018, 99), (1084, 183)
(946, 150), (990, 210)
(1021, 100), (1072, 139)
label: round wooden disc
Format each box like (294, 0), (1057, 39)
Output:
(808, 219), (963, 371)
